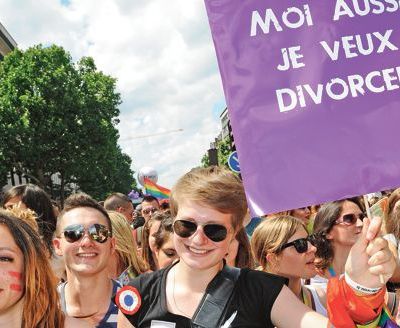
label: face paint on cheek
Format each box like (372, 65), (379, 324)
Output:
(2, 271), (24, 292)
(8, 271), (23, 280)
(10, 283), (22, 292)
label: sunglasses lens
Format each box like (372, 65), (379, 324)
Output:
(89, 224), (110, 243)
(63, 225), (84, 243)
(294, 239), (308, 253)
(342, 214), (357, 224)
(143, 207), (157, 215)
(203, 224), (228, 242)
(173, 220), (197, 238)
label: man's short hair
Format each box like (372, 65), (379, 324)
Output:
(170, 166), (247, 232)
(142, 195), (160, 205)
(56, 193), (112, 235)
(104, 193), (132, 211)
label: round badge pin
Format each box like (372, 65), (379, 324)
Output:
(116, 286), (142, 315)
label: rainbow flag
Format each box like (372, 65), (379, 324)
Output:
(143, 178), (170, 200)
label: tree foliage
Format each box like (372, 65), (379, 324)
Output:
(0, 44), (135, 202)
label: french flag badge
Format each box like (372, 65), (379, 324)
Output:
(116, 286), (142, 315)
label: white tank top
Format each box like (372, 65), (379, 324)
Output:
(304, 285), (327, 317)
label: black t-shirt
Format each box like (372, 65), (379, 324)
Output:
(117, 262), (286, 327)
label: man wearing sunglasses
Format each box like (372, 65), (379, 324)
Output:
(53, 193), (119, 328)
(140, 195), (160, 222)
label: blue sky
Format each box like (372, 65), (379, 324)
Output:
(0, 0), (226, 188)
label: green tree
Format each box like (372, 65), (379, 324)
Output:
(0, 44), (135, 203)
(0, 151), (8, 187)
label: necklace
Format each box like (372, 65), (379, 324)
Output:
(172, 267), (191, 318)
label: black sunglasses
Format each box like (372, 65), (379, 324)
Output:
(62, 224), (111, 244)
(335, 213), (365, 226)
(280, 237), (311, 254)
(173, 219), (228, 242)
(142, 207), (158, 215)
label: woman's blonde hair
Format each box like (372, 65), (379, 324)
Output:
(6, 207), (39, 232)
(251, 215), (306, 271)
(108, 211), (148, 275)
(0, 210), (64, 328)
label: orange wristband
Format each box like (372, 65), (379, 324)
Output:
(327, 277), (386, 327)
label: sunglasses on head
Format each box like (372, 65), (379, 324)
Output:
(173, 219), (228, 242)
(62, 223), (111, 243)
(280, 237), (312, 254)
(142, 207), (158, 215)
(335, 213), (365, 226)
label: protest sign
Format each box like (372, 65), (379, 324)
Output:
(204, 0), (400, 215)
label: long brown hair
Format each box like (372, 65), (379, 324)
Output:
(386, 188), (400, 239)
(141, 211), (165, 271)
(2, 184), (57, 255)
(0, 210), (64, 328)
(312, 198), (363, 271)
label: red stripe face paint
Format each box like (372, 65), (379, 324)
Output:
(10, 284), (22, 292)
(8, 271), (23, 280)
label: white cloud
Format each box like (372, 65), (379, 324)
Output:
(0, 0), (226, 189)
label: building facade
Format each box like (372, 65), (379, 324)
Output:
(0, 22), (16, 60)
(218, 107), (235, 151)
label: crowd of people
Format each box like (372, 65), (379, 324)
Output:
(1, 166), (400, 327)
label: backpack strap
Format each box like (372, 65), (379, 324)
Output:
(192, 265), (240, 328)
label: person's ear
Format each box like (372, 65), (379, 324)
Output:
(325, 231), (334, 240)
(53, 238), (63, 256)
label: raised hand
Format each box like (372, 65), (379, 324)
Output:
(345, 216), (396, 289)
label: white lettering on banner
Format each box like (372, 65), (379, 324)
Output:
(277, 46), (305, 71)
(245, 2), (400, 113)
(276, 66), (400, 112)
(250, 5), (313, 36)
(320, 30), (398, 61)
(333, 0), (400, 21)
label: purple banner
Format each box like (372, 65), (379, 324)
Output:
(204, 1), (400, 215)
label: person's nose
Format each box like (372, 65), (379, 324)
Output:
(190, 226), (209, 245)
(79, 231), (94, 247)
